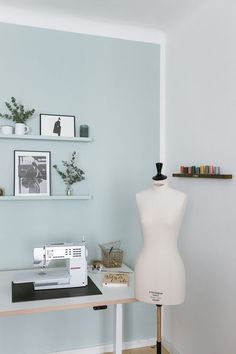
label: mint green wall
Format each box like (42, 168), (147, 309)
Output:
(0, 23), (160, 354)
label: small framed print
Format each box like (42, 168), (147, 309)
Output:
(40, 114), (75, 138)
(14, 150), (51, 196)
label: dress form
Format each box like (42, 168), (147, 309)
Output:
(135, 164), (187, 305)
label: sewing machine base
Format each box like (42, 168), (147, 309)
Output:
(13, 268), (87, 290)
(33, 269), (87, 290)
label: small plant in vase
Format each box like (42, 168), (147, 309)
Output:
(0, 97), (35, 134)
(53, 151), (85, 196)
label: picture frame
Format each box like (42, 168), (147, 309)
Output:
(40, 113), (76, 138)
(14, 150), (51, 196)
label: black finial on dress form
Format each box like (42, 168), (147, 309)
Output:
(152, 162), (167, 181)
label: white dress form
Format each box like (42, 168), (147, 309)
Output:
(135, 179), (187, 305)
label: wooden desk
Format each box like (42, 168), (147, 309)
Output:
(0, 265), (136, 354)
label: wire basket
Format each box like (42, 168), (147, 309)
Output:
(100, 241), (124, 268)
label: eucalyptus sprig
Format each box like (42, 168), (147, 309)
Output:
(0, 96), (35, 124)
(53, 151), (85, 186)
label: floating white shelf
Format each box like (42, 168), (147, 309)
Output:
(0, 195), (92, 201)
(0, 134), (93, 142)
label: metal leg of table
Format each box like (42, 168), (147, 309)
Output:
(114, 303), (123, 354)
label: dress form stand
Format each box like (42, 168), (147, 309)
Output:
(156, 305), (162, 354)
(135, 163), (187, 354)
(153, 164), (165, 354)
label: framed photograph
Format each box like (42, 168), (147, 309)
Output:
(40, 114), (75, 138)
(14, 151), (51, 196)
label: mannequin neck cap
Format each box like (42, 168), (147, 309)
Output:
(153, 179), (168, 188)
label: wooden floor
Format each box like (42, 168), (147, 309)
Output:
(105, 345), (169, 354)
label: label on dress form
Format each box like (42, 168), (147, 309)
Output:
(149, 290), (164, 302)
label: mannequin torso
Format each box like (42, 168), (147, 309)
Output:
(135, 180), (187, 305)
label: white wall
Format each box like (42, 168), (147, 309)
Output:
(165, 1), (236, 353)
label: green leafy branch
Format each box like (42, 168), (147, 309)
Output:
(53, 151), (85, 186)
(0, 97), (35, 124)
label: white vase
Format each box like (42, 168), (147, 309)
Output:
(14, 123), (30, 135)
(66, 185), (73, 196)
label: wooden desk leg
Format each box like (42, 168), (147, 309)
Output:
(114, 303), (123, 354)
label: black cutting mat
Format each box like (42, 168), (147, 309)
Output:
(12, 277), (102, 303)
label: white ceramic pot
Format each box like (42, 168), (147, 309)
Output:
(14, 123), (30, 135)
(0, 125), (13, 134)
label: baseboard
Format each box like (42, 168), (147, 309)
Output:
(51, 337), (179, 354)
(162, 337), (180, 354)
(53, 337), (156, 354)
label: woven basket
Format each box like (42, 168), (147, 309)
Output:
(100, 247), (124, 268)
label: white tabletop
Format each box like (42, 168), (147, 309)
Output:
(0, 265), (136, 316)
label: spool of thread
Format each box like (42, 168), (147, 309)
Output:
(191, 166), (196, 174)
(200, 165), (205, 174)
(180, 166), (184, 173)
(209, 165), (214, 174)
(215, 167), (220, 174)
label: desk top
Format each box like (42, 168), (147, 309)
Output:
(0, 265), (136, 316)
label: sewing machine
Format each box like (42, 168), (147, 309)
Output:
(33, 243), (88, 290)
(13, 243), (88, 290)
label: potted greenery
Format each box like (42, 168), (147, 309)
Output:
(0, 96), (35, 135)
(53, 151), (85, 196)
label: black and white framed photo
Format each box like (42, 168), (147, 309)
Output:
(14, 151), (51, 196)
(40, 114), (75, 138)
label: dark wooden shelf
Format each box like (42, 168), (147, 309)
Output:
(172, 173), (233, 179)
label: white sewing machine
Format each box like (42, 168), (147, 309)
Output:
(13, 243), (88, 290)
(33, 243), (88, 290)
